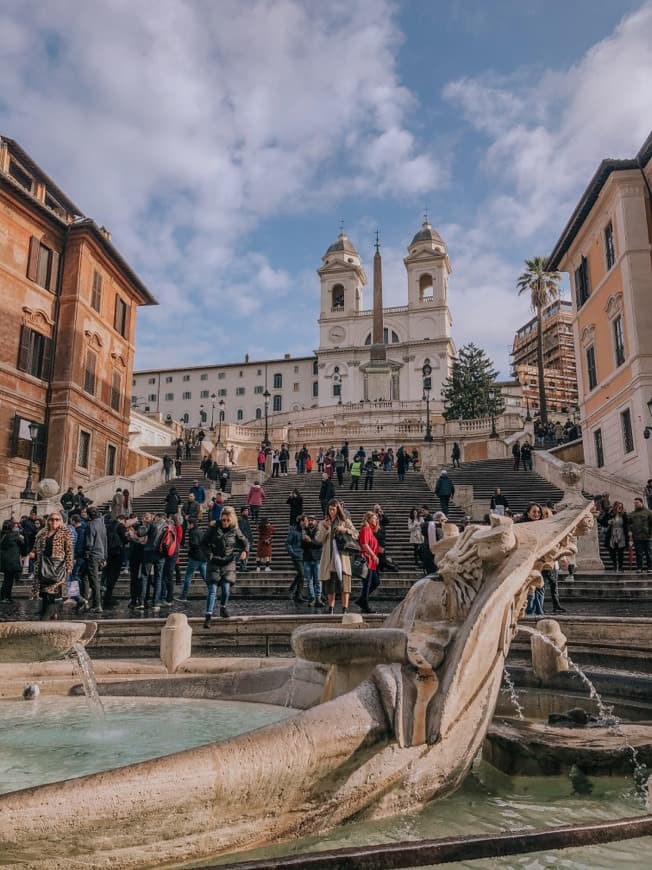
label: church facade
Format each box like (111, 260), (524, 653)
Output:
(133, 221), (456, 424)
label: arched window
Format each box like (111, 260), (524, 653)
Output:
(182, 413), (189, 424)
(331, 284), (344, 310)
(419, 273), (434, 300)
(255, 407), (262, 419)
(237, 409), (244, 421)
(200, 409), (207, 423)
(312, 358), (318, 376)
(364, 329), (399, 345)
(273, 373), (282, 389)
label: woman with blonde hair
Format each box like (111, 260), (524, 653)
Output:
(201, 505), (249, 626)
(31, 512), (73, 620)
(316, 499), (358, 614)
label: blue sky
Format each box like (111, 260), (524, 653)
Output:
(1, 0), (650, 377)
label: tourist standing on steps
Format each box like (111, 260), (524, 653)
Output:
(419, 506), (438, 576)
(202, 506), (248, 625)
(520, 441), (533, 471)
(126, 514), (147, 610)
(286, 515), (307, 602)
(604, 501), (629, 574)
(302, 515), (323, 606)
(511, 441), (521, 472)
(451, 443), (461, 468)
(396, 447), (408, 481)
(31, 513), (74, 620)
(319, 473), (335, 517)
(356, 511), (381, 614)
(272, 450), (280, 478)
(174, 456), (183, 478)
(237, 506), (253, 572)
(246, 482), (265, 523)
(645, 479), (652, 510)
(178, 517), (208, 600)
(490, 488), (509, 517)
(434, 470), (455, 515)
(334, 449), (345, 486)
(279, 444), (290, 476)
(316, 499), (357, 615)
(341, 440), (350, 471)
(349, 456), (362, 490)
(540, 506), (565, 613)
(83, 507), (107, 614)
(287, 488), (304, 525)
(518, 503), (544, 615)
(408, 508), (423, 567)
(363, 458), (375, 491)
(256, 518), (275, 572)
(0, 519), (23, 603)
(628, 497), (652, 573)
(165, 486), (181, 518)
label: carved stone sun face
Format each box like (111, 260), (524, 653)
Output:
(329, 325), (346, 343)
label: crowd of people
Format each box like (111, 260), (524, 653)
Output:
(595, 491), (652, 574)
(260, 442), (420, 482)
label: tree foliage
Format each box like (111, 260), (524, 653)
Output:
(441, 343), (505, 421)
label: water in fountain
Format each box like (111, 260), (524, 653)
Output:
(70, 641), (105, 718)
(501, 668), (525, 720)
(520, 625), (648, 797)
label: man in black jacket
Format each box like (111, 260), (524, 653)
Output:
(83, 507), (107, 613)
(178, 518), (209, 600)
(319, 473), (335, 517)
(237, 506), (253, 572)
(201, 506), (249, 625)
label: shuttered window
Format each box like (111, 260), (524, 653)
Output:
(574, 256), (590, 308)
(26, 236), (60, 293)
(114, 296), (129, 338)
(110, 371), (121, 412)
(91, 270), (102, 311)
(17, 326), (53, 380)
(78, 431), (91, 468)
(84, 350), (97, 395)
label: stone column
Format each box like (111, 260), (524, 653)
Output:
(160, 613), (192, 673)
(574, 521), (604, 572)
(531, 618), (569, 683)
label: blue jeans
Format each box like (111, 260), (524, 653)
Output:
(183, 559), (207, 595)
(304, 561), (321, 600)
(205, 581), (230, 616)
(140, 557), (163, 605)
(525, 587), (545, 615)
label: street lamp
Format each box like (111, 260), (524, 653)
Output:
(488, 388), (498, 438)
(525, 396), (532, 422)
(644, 398), (652, 439)
(199, 404), (205, 427)
(218, 399), (225, 445)
(262, 389), (271, 447)
(210, 393), (216, 429)
(20, 421), (40, 500)
(422, 362), (433, 442)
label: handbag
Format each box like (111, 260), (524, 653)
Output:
(39, 555), (67, 590)
(351, 553), (369, 580)
(334, 531), (360, 553)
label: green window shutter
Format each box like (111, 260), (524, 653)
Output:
(41, 336), (53, 380)
(17, 326), (31, 372)
(26, 237), (40, 282)
(48, 249), (60, 293)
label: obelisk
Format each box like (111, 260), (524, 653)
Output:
(362, 231), (393, 400)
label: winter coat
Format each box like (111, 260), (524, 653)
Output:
(0, 529), (23, 574)
(239, 515), (253, 544)
(60, 491), (75, 511)
(190, 485), (206, 504)
(285, 526), (304, 561)
(187, 527), (210, 562)
(315, 516), (357, 581)
(408, 518), (423, 545)
(202, 524), (249, 582)
(256, 522), (275, 560)
(247, 485), (266, 507)
(319, 479), (335, 504)
(287, 494), (303, 524)
(110, 491), (125, 519)
(84, 517), (107, 561)
(434, 475), (455, 498)
(32, 526), (74, 596)
(301, 526), (322, 563)
(628, 507), (652, 541)
(165, 492), (181, 514)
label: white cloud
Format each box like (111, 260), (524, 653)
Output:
(0, 0), (444, 366)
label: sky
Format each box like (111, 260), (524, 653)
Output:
(1, 0), (651, 377)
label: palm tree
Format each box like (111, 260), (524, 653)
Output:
(516, 257), (561, 426)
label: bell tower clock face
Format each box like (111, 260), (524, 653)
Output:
(329, 325), (346, 344)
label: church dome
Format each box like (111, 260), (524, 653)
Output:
(325, 232), (359, 256)
(410, 220), (443, 247)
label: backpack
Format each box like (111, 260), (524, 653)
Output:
(160, 525), (177, 557)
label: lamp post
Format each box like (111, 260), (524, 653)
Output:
(210, 393), (216, 429)
(199, 404), (205, 427)
(218, 399), (225, 445)
(488, 388), (498, 438)
(422, 362), (433, 442)
(525, 396), (532, 422)
(262, 389), (271, 447)
(644, 398), (652, 440)
(20, 421), (40, 500)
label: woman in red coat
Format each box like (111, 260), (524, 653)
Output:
(256, 518), (275, 572)
(356, 511), (381, 614)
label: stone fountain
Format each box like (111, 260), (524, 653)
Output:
(0, 620), (96, 663)
(0, 505), (599, 868)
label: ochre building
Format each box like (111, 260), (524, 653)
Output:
(548, 131), (652, 485)
(0, 137), (156, 500)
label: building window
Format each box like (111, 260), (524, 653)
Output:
(91, 270), (102, 312)
(273, 395), (282, 412)
(293, 383), (299, 391)
(331, 284), (344, 309)
(110, 372), (121, 412)
(182, 391), (191, 400)
(200, 373), (208, 381)
(147, 393), (156, 402)
(78, 431), (91, 468)
(236, 387), (245, 396)
(218, 372), (225, 380)
(183, 374), (190, 382)
(604, 221), (616, 270)
(585, 346), (597, 391)
(239, 370), (243, 377)
(182, 413), (189, 424)
(132, 379), (136, 387)
(164, 376), (173, 383)
(83, 350), (97, 395)
(200, 390), (209, 398)
(312, 359), (318, 376)
(294, 365), (299, 373)
(273, 373), (282, 389)
(237, 409), (244, 421)
(106, 444), (117, 476)
(218, 388), (227, 397)
(9, 157), (33, 191)
(17, 327), (53, 380)
(333, 383), (341, 398)
(164, 392), (174, 401)
(255, 407), (262, 419)
(313, 381), (318, 397)
(621, 409), (634, 454)
(257, 369), (262, 376)
(26, 237), (59, 293)
(148, 377), (156, 384)
(613, 316), (625, 367)
(200, 409), (207, 423)
(254, 386), (264, 394)
(593, 429), (604, 468)
(574, 256), (590, 308)
(363, 328), (400, 345)
(114, 296), (129, 338)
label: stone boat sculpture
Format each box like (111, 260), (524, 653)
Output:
(0, 505), (593, 869)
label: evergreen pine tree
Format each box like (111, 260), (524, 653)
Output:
(441, 343), (504, 421)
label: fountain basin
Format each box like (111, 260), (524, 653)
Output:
(0, 621), (96, 663)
